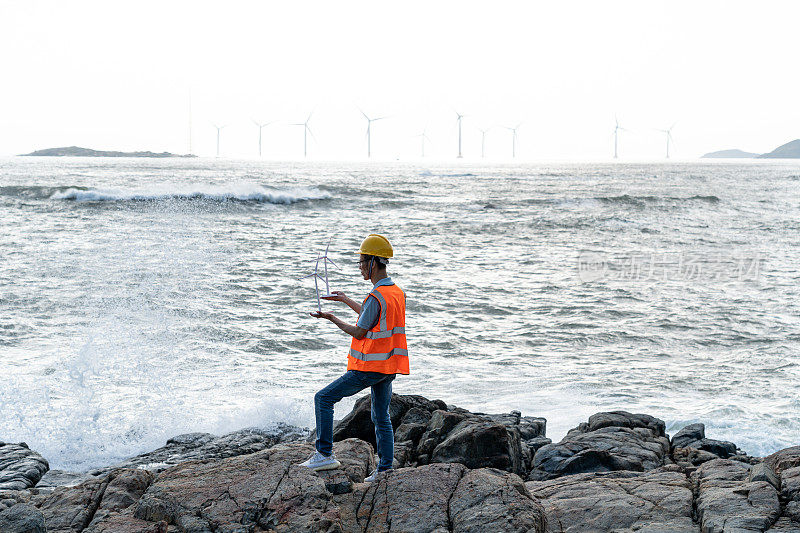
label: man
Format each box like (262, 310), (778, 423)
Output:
(300, 234), (408, 482)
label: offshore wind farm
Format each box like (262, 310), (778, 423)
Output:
(42, 99), (694, 161)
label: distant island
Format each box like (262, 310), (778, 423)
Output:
(758, 139), (800, 159)
(702, 139), (800, 159)
(20, 146), (196, 158)
(700, 149), (759, 159)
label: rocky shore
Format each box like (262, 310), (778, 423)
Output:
(1, 394), (799, 532)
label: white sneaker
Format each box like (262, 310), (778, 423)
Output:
(298, 451), (341, 471)
(365, 469), (391, 482)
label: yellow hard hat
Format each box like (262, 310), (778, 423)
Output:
(357, 234), (393, 258)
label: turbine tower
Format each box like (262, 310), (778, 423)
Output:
(657, 123), (676, 159)
(455, 111), (464, 158)
(253, 120), (273, 158)
(505, 124), (521, 158)
(613, 115), (629, 159)
(478, 127), (491, 159)
(292, 113), (314, 158)
(359, 108), (387, 158)
(212, 124), (226, 158)
(415, 128), (431, 158)
(188, 90), (193, 155)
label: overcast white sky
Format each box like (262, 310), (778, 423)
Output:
(2, 0), (799, 160)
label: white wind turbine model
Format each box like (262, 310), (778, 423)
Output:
(613, 115), (629, 159)
(359, 108), (387, 158)
(455, 111), (465, 158)
(212, 124), (226, 157)
(253, 120), (273, 158)
(657, 123), (677, 159)
(505, 123), (521, 158)
(292, 112), (314, 158)
(299, 238), (340, 312)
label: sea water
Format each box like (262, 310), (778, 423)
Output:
(1, 157), (798, 471)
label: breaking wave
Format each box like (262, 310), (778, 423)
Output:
(47, 184), (331, 204)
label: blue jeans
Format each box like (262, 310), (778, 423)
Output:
(314, 370), (396, 471)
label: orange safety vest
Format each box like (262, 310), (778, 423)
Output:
(348, 283), (409, 375)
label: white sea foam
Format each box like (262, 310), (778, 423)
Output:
(50, 183), (331, 204)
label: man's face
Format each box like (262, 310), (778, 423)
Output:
(358, 255), (370, 280)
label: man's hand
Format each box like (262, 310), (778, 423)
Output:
(310, 311), (368, 339)
(322, 290), (362, 315)
(321, 290), (347, 302)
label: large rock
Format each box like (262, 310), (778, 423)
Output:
(2, 477), (163, 533)
(101, 424), (307, 474)
(529, 412), (670, 480)
(450, 468), (546, 532)
(334, 394), (546, 477)
(0, 503), (46, 533)
(765, 446), (800, 477)
(36, 470), (97, 489)
(333, 393), (447, 447)
(671, 423), (705, 449)
(32, 473), (112, 532)
(83, 469), (155, 530)
(132, 438), (372, 531)
(570, 411), (666, 437)
(693, 458), (781, 532)
(670, 423), (740, 461)
(334, 463), (546, 533)
(430, 420), (526, 475)
(526, 468), (695, 532)
(0, 443), (49, 490)
(781, 465), (800, 499)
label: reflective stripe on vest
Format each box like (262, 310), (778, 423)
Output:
(371, 289), (388, 331)
(364, 326), (406, 339)
(349, 347), (409, 362)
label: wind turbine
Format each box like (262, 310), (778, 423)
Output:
(188, 90), (193, 155)
(299, 253), (326, 313)
(292, 112), (314, 158)
(253, 120), (273, 158)
(613, 115), (629, 159)
(414, 128), (431, 158)
(299, 238), (340, 312)
(212, 124), (226, 157)
(359, 108), (387, 158)
(315, 237), (340, 297)
(505, 124), (522, 158)
(657, 123), (677, 159)
(478, 127), (491, 159)
(455, 111), (465, 158)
